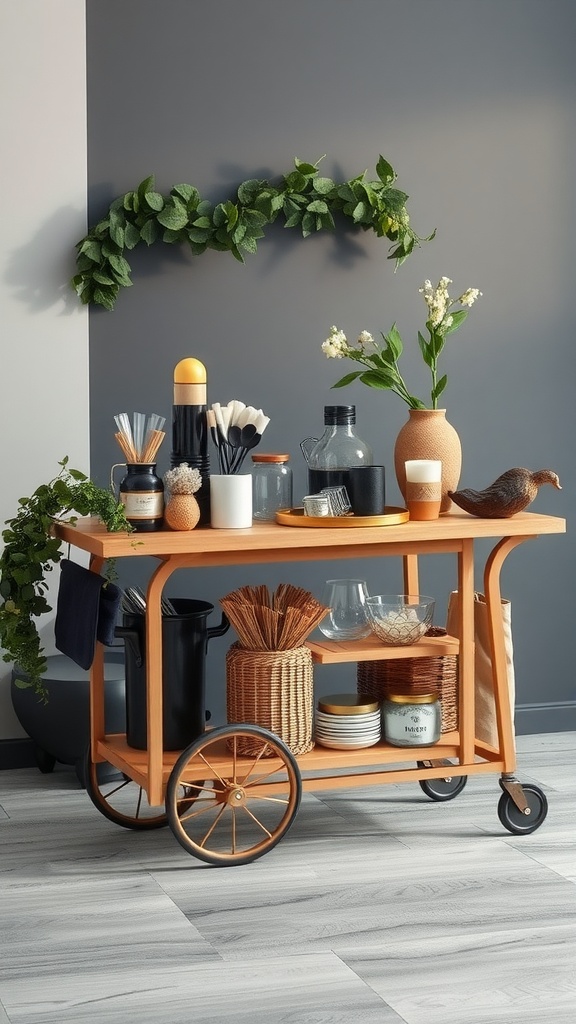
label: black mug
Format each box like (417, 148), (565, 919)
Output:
(348, 465), (386, 516)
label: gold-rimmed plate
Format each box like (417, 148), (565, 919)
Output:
(275, 506), (409, 528)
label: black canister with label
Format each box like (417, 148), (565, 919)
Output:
(117, 463), (164, 532)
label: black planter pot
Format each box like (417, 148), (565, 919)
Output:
(11, 652), (126, 787)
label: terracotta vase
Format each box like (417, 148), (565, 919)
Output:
(394, 409), (462, 514)
(164, 493), (200, 531)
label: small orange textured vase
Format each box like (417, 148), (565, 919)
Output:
(164, 493), (200, 531)
(394, 409), (462, 514)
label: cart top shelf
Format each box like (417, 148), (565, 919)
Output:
(54, 510), (566, 565)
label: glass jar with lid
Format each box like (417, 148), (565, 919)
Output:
(251, 453), (293, 521)
(382, 692), (441, 747)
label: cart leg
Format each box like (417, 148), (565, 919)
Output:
(403, 553), (419, 595)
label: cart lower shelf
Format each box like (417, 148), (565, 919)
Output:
(84, 725), (548, 867)
(94, 728), (502, 791)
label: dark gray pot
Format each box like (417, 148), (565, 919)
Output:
(11, 652), (126, 787)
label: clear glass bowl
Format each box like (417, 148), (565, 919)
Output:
(365, 594), (435, 646)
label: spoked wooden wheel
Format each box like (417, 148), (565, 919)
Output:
(166, 724), (302, 866)
(83, 746), (169, 830)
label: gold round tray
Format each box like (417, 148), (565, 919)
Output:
(275, 506), (409, 528)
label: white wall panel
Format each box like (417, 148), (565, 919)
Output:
(0, 0), (88, 738)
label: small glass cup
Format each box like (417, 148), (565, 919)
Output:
(319, 579), (371, 640)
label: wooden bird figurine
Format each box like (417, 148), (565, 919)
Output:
(448, 468), (562, 518)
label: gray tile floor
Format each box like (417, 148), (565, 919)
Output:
(1, 732), (575, 1024)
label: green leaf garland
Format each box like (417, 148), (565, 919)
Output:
(72, 155), (434, 310)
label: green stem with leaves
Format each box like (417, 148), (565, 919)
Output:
(330, 324), (427, 410)
(326, 279), (480, 411)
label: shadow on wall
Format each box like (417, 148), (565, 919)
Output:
(4, 205), (86, 315)
(80, 213), (376, 313)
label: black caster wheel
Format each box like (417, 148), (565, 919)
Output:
(417, 761), (468, 801)
(34, 745), (56, 774)
(497, 784), (548, 835)
(167, 724), (302, 866)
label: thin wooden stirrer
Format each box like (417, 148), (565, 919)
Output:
(288, 606), (329, 648)
(277, 606), (300, 649)
(141, 429), (165, 464)
(115, 431), (138, 463)
(220, 599), (263, 649)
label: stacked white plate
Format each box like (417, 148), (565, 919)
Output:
(314, 694), (381, 750)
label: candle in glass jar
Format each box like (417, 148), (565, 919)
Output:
(383, 692), (441, 746)
(405, 460), (442, 521)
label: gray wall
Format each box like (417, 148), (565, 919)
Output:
(87, 0), (575, 732)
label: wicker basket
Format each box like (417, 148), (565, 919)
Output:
(226, 642), (314, 756)
(357, 627), (458, 732)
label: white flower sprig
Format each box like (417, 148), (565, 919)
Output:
(323, 276), (482, 409)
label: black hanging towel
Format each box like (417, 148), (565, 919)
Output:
(55, 559), (121, 670)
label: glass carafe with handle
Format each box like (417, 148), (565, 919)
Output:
(307, 406), (373, 495)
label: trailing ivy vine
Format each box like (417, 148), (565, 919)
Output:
(0, 458), (130, 699)
(72, 155), (433, 310)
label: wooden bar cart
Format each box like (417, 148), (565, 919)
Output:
(54, 509), (565, 866)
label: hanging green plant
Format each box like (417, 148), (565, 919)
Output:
(0, 458), (130, 699)
(72, 155), (434, 311)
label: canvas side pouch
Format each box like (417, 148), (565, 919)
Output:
(446, 590), (515, 751)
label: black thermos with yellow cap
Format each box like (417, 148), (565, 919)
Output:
(171, 357), (210, 525)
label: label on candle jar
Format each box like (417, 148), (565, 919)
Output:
(406, 481), (441, 503)
(383, 696), (441, 746)
(405, 480), (442, 521)
(121, 491), (164, 519)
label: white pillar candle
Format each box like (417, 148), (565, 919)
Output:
(405, 460), (442, 483)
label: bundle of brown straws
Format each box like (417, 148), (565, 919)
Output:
(220, 584), (328, 651)
(115, 430), (165, 464)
